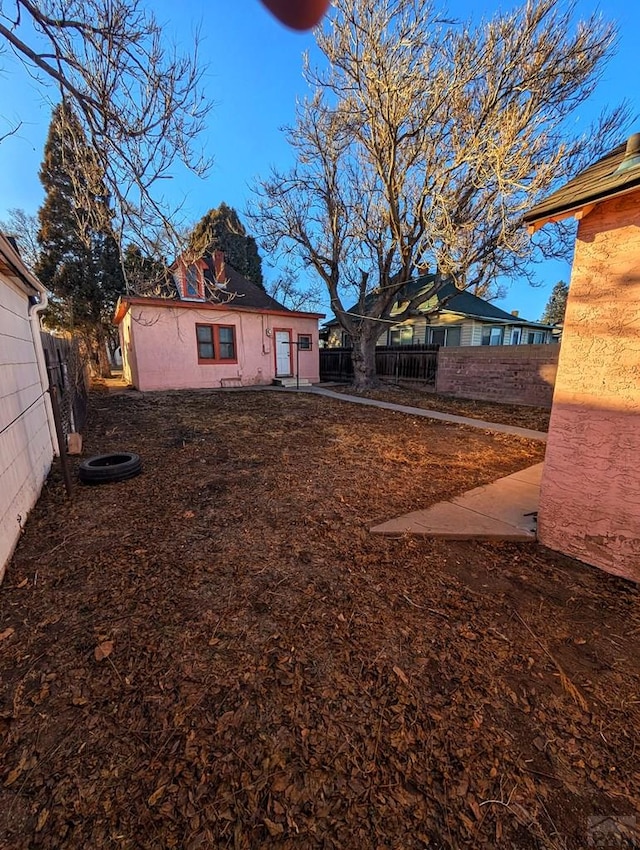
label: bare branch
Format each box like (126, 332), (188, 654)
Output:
(1, 0), (212, 256)
(249, 0), (628, 387)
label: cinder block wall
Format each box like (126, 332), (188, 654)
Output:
(538, 190), (640, 582)
(436, 345), (559, 407)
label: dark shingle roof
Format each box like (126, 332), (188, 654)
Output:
(436, 281), (522, 322)
(325, 275), (543, 326)
(523, 136), (640, 224)
(202, 259), (289, 311)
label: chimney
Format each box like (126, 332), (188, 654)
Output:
(213, 250), (226, 283)
(511, 310), (519, 317)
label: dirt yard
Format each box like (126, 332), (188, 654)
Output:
(0, 389), (638, 850)
(330, 384), (551, 432)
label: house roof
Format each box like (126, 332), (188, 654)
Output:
(435, 281), (523, 323)
(0, 230), (43, 297)
(202, 258), (289, 312)
(113, 295), (324, 324)
(115, 253), (324, 323)
(523, 133), (640, 228)
(325, 276), (548, 328)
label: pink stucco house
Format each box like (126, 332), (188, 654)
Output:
(524, 133), (640, 582)
(114, 251), (324, 391)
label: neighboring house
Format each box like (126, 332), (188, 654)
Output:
(324, 277), (555, 347)
(0, 232), (58, 579)
(114, 251), (324, 391)
(523, 132), (640, 582)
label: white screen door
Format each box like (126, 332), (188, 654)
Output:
(275, 331), (291, 376)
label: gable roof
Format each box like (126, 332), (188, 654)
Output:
(325, 275), (547, 327)
(436, 281), (522, 322)
(201, 257), (288, 311)
(523, 133), (640, 228)
(114, 254), (324, 324)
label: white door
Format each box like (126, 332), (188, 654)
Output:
(275, 331), (291, 377)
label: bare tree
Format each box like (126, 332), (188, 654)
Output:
(250, 0), (628, 388)
(266, 265), (326, 312)
(0, 0), (210, 257)
(0, 207), (39, 268)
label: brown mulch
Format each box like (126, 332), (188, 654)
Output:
(329, 383), (551, 432)
(0, 389), (638, 850)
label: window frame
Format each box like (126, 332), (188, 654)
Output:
(481, 325), (505, 346)
(427, 325), (462, 347)
(175, 260), (206, 300)
(389, 325), (414, 346)
(298, 333), (313, 351)
(195, 323), (238, 364)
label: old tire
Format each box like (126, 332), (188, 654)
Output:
(78, 452), (142, 485)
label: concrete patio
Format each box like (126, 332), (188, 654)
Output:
(370, 462), (543, 541)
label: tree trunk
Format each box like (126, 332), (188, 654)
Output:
(94, 325), (113, 379)
(351, 329), (379, 389)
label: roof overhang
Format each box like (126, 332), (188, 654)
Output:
(113, 295), (325, 325)
(0, 231), (45, 297)
(524, 182), (640, 234)
(523, 135), (640, 232)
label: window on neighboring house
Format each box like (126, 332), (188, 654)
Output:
(298, 334), (312, 350)
(511, 328), (522, 345)
(527, 330), (545, 344)
(389, 325), (414, 346)
(481, 326), (504, 346)
(196, 324), (237, 363)
(428, 326), (461, 347)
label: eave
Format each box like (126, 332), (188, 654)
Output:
(113, 295), (325, 325)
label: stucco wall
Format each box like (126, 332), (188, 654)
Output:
(436, 345), (559, 407)
(538, 190), (640, 581)
(0, 277), (54, 578)
(123, 304), (321, 391)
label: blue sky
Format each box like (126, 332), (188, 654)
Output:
(0, 0), (638, 321)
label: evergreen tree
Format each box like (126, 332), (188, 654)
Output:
(36, 103), (125, 377)
(123, 244), (167, 296)
(189, 203), (264, 288)
(540, 281), (569, 325)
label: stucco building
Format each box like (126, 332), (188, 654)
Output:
(115, 252), (323, 391)
(524, 133), (640, 581)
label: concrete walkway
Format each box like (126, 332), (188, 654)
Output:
(305, 386), (548, 442)
(371, 463), (543, 541)
(302, 386), (546, 542)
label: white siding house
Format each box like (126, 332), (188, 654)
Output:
(0, 232), (57, 580)
(325, 278), (555, 348)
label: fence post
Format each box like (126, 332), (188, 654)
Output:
(48, 384), (73, 498)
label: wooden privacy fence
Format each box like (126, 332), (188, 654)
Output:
(320, 345), (439, 384)
(40, 334), (88, 438)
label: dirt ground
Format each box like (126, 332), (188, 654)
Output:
(330, 383), (551, 433)
(1, 389), (638, 850)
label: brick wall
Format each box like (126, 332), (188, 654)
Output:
(436, 345), (559, 407)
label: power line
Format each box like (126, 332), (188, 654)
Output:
(0, 390), (47, 438)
